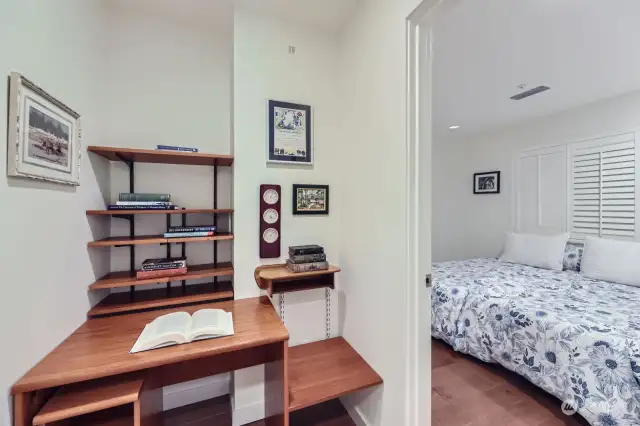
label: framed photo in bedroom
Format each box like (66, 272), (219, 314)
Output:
(293, 184), (329, 215)
(268, 100), (312, 165)
(6, 72), (81, 186)
(473, 171), (500, 194)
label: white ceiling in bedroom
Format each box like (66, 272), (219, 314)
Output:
(432, 0), (640, 141)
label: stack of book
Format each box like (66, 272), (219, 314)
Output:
(137, 257), (187, 279)
(286, 245), (328, 273)
(164, 225), (216, 239)
(107, 193), (179, 211)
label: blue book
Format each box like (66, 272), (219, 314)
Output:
(164, 231), (215, 238)
(156, 145), (199, 153)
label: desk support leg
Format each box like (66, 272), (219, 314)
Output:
(14, 389), (53, 426)
(264, 340), (289, 426)
(135, 374), (163, 426)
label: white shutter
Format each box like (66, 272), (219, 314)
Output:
(569, 133), (637, 240)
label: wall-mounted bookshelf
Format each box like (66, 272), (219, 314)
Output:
(87, 146), (234, 317)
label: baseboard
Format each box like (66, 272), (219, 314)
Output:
(341, 396), (372, 426)
(163, 374), (231, 411)
(231, 398), (265, 426)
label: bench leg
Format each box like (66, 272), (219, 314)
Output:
(264, 341), (289, 426)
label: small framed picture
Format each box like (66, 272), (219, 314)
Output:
(473, 171), (500, 194)
(293, 184), (329, 215)
(6, 72), (81, 186)
(268, 100), (312, 165)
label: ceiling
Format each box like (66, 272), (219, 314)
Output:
(432, 0), (640, 141)
(234, 0), (360, 32)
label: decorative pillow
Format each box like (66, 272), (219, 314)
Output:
(499, 232), (570, 271)
(581, 237), (640, 287)
(563, 244), (583, 272)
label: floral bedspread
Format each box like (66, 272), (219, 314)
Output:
(432, 258), (640, 426)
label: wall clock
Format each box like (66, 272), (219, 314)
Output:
(260, 184), (281, 258)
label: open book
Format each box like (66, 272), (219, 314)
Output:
(130, 309), (234, 353)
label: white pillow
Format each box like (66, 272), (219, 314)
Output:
(580, 237), (640, 287)
(499, 232), (570, 271)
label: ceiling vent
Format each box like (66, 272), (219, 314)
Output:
(510, 85), (550, 100)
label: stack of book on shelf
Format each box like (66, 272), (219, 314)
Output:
(107, 193), (179, 211)
(286, 245), (328, 273)
(164, 225), (216, 239)
(137, 257), (187, 279)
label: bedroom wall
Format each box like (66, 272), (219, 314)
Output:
(232, 7), (342, 424)
(337, 0), (423, 423)
(433, 89), (640, 262)
(0, 2), (110, 424)
(99, 1), (234, 410)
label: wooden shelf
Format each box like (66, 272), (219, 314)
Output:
(87, 208), (233, 216)
(33, 375), (143, 425)
(48, 405), (133, 426)
(89, 262), (234, 290)
(288, 337), (383, 412)
(88, 281), (234, 317)
(88, 232), (234, 247)
(255, 264), (340, 297)
(87, 146), (234, 167)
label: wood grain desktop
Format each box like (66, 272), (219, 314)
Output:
(432, 339), (589, 426)
(13, 298), (288, 394)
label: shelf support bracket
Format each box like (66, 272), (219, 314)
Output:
(325, 288), (331, 339)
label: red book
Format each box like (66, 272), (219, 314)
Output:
(136, 267), (187, 280)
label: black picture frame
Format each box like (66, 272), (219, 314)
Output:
(473, 171), (501, 194)
(268, 100), (312, 165)
(292, 184), (329, 215)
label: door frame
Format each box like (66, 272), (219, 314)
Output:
(405, 1), (459, 425)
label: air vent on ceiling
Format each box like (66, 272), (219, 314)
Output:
(510, 85), (550, 100)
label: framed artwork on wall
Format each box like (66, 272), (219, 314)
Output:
(293, 184), (329, 215)
(6, 72), (81, 186)
(268, 100), (312, 165)
(473, 171), (500, 194)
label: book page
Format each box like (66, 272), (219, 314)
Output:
(189, 309), (233, 341)
(130, 311), (191, 353)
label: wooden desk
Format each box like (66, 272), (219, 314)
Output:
(12, 297), (289, 426)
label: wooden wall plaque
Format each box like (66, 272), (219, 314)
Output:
(260, 184), (281, 258)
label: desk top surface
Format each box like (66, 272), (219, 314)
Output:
(13, 297), (288, 394)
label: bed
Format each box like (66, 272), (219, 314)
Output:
(432, 258), (640, 426)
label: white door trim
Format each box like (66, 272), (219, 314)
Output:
(405, 1), (458, 425)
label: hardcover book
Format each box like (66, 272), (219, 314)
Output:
(107, 205), (179, 210)
(109, 205), (176, 210)
(167, 226), (216, 233)
(119, 193), (170, 202)
(289, 253), (327, 264)
(164, 231), (215, 238)
(285, 260), (329, 273)
(136, 267), (187, 280)
(156, 145), (199, 153)
(288, 245), (324, 256)
(116, 201), (172, 206)
(141, 257), (187, 271)
(130, 309), (234, 353)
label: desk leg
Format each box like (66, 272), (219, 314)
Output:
(264, 341), (289, 426)
(135, 375), (163, 426)
(14, 390), (53, 426)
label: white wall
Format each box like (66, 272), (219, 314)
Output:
(0, 2), (110, 425)
(433, 90), (640, 261)
(232, 7), (342, 424)
(338, 0), (422, 424)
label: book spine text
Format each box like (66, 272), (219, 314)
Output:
(157, 145), (199, 152)
(167, 226), (216, 233)
(285, 261), (329, 273)
(289, 253), (327, 264)
(119, 193), (170, 202)
(164, 231), (215, 238)
(107, 205), (178, 210)
(141, 262), (187, 271)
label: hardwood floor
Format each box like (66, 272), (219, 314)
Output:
(162, 396), (355, 426)
(432, 339), (590, 426)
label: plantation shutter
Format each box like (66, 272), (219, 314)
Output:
(570, 132), (638, 240)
